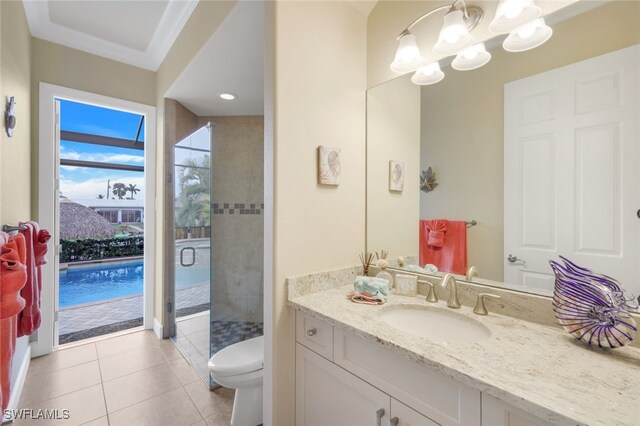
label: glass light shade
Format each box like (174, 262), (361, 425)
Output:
(489, 0), (541, 34)
(452, 43), (491, 71)
(503, 18), (552, 52)
(411, 62), (445, 85)
(433, 10), (475, 56)
(390, 33), (426, 73)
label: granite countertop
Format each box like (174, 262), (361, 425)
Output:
(289, 284), (640, 426)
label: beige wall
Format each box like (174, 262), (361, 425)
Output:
(420, 0), (640, 281)
(268, 1), (367, 424)
(1, 1), (31, 224)
(0, 0), (32, 400)
(155, 1), (238, 328)
(366, 74), (420, 257)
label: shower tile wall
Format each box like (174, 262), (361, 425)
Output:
(199, 115), (264, 324)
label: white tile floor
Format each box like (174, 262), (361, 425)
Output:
(15, 330), (233, 426)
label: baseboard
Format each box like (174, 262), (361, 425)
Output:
(153, 318), (163, 339)
(6, 344), (31, 411)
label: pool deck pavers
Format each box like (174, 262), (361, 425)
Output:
(59, 283), (210, 335)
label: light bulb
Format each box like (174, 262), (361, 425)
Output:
(489, 0), (541, 34)
(390, 33), (426, 73)
(434, 9), (475, 56)
(517, 20), (538, 38)
(503, 4), (523, 19)
(411, 62), (445, 85)
(462, 44), (480, 60)
(503, 18), (552, 52)
(452, 42), (491, 71)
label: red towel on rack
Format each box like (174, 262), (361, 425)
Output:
(17, 222), (50, 337)
(0, 233), (27, 411)
(426, 220), (448, 248)
(420, 220), (467, 275)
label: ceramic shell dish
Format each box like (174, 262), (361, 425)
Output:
(550, 256), (638, 349)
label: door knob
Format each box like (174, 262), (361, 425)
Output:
(507, 254), (521, 263)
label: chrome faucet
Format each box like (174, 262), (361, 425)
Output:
(440, 273), (461, 309)
(465, 265), (478, 282)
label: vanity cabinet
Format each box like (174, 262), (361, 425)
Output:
(296, 345), (435, 426)
(295, 311), (555, 426)
(482, 394), (553, 426)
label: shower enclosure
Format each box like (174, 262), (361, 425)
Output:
(169, 116), (265, 388)
(171, 124), (214, 384)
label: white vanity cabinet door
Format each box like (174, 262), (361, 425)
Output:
(334, 329), (481, 426)
(482, 394), (553, 426)
(296, 343), (390, 426)
(391, 399), (439, 426)
(296, 310), (334, 360)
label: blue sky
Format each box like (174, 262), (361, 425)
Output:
(58, 99), (145, 202)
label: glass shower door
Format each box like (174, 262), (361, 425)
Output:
(172, 124), (213, 384)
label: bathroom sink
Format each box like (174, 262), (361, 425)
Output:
(379, 305), (491, 343)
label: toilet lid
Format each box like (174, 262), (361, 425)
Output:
(209, 335), (264, 376)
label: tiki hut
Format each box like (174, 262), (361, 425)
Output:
(60, 198), (116, 240)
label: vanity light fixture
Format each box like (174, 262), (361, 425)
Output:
(488, 0), (542, 34)
(502, 18), (553, 52)
(390, 0), (552, 86)
(390, 33), (426, 73)
(390, 0), (483, 75)
(411, 62), (445, 86)
(433, 8), (479, 56)
(452, 42), (491, 71)
(219, 93), (237, 101)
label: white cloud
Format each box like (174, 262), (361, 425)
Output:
(61, 175), (145, 201)
(60, 147), (144, 164)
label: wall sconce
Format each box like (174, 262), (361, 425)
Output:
(5, 96), (16, 138)
(390, 0), (552, 85)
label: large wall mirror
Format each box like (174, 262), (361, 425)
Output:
(366, 0), (640, 297)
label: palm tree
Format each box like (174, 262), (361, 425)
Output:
(175, 156), (211, 227)
(126, 184), (140, 200)
(112, 183), (127, 200)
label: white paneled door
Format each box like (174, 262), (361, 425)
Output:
(504, 45), (640, 295)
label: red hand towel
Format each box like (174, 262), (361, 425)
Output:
(17, 222), (48, 337)
(426, 220), (448, 248)
(0, 233), (27, 411)
(420, 220), (467, 275)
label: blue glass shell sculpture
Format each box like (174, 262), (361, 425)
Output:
(550, 256), (638, 349)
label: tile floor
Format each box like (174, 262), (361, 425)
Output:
(15, 330), (234, 426)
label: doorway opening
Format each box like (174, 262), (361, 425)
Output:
(37, 83), (156, 356)
(57, 99), (147, 344)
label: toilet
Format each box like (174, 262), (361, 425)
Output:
(208, 335), (264, 426)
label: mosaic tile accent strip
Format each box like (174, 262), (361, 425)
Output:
(212, 203), (264, 215)
(210, 320), (264, 355)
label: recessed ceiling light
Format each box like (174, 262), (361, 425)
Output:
(219, 93), (237, 101)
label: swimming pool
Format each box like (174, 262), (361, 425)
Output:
(59, 259), (211, 308)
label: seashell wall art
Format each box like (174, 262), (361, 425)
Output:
(317, 146), (341, 185)
(389, 160), (404, 192)
(550, 256), (638, 349)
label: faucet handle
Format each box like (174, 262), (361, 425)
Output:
(418, 279), (438, 303)
(473, 293), (501, 315)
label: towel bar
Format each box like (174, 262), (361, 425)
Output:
(466, 220), (477, 227)
(2, 224), (27, 233)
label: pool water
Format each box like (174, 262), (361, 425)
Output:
(59, 259), (211, 308)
